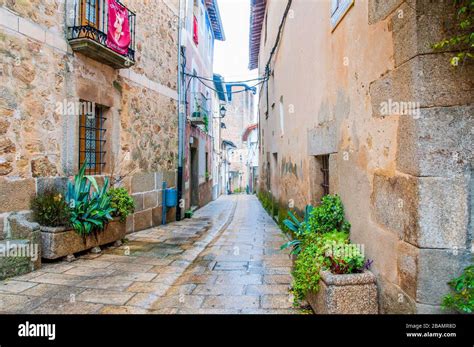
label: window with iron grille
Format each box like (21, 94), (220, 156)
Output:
(320, 154), (330, 196)
(79, 103), (107, 175)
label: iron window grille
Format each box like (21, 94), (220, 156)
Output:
(320, 154), (330, 196)
(68, 0), (136, 62)
(79, 103), (107, 175)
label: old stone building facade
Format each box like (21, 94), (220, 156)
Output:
(250, 0), (473, 313)
(221, 85), (256, 193)
(0, 0), (179, 238)
(179, 0), (225, 212)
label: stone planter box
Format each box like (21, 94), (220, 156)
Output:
(307, 270), (378, 314)
(41, 219), (126, 260)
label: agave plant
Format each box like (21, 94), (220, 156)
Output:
(67, 162), (115, 236)
(280, 205), (313, 255)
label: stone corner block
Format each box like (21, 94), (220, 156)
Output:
(307, 121), (338, 156)
(416, 248), (471, 306)
(417, 176), (470, 249)
(377, 276), (416, 314)
(397, 105), (474, 177)
(7, 212), (40, 240)
(131, 193), (144, 212)
(143, 191), (158, 209)
(391, 1), (458, 67)
(371, 172), (418, 243)
(133, 209), (152, 232)
(0, 178), (36, 213)
(131, 172), (155, 193)
(370, 54), (474, 118)
(368, 0), (404, 24)
(372, 172), (470, 249)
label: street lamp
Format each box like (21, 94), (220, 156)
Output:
(219, 105), (226, 118)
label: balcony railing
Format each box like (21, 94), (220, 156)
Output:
(67, 0), (136, 69)
(190, 92), (209, 130)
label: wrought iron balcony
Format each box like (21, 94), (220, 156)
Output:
(67, 0), (136, 69)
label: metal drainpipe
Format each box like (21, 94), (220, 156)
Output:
(176, 0), (185, 221)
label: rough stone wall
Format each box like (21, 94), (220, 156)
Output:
(257, 0), (473, 313)
(367, 0), (473, 313)
(124, 0), (178, 89)
(0, 0), (179, 237)
(222, 89), (255, 191)
(0, 0), (66, 30)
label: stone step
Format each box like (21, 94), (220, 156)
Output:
(0, 239), (39, 280)
(0, 212), (42, 280)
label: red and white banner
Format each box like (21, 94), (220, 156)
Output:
(106, 0), (131, 55)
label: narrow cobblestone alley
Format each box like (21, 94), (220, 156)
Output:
(0, 195), (299, 314)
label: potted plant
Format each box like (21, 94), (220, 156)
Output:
(286, 195), (378, 314)
(37, 163), (128, 260)
(307, 242), (377, 314)
(192, 98), (201, 118)
(280, 205), (313, 259)
(108, 187), (135, 222)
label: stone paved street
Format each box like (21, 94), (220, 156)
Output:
(0, 195), (300, 314)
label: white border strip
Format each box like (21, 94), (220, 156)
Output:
(119, 69), (178, 100)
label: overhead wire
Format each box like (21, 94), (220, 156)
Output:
(183, 71), (268, 85)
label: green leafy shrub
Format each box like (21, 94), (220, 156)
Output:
(66, 163), (115, 236)
(281, 194), (350, 255)
(308, 194), (350, 234)
(432, 0), (473, 66)
(257, 190), (273, 215)
(277, 206), (290, 232)
(291, 231), (370, 305)
(442, 263), (474, 313)
(31, 189), (70, 227)
(324, 243), (366, 274)
(281, 206), (313, 255)
(109, 187), (135, 222)
(203, 114), (209, 132)
(292, 240), (324, 303)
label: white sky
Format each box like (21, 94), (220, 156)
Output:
(213, 0), (258, 82)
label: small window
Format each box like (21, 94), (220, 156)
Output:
(82, 0), (100, 28)
(331, 0), (354, 31)
(279, 96), (285, 136)
(79, 103), (107, 175)
(320, 154), (330, 196)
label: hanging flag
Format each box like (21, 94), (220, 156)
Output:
(106, 0), (131, 55)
